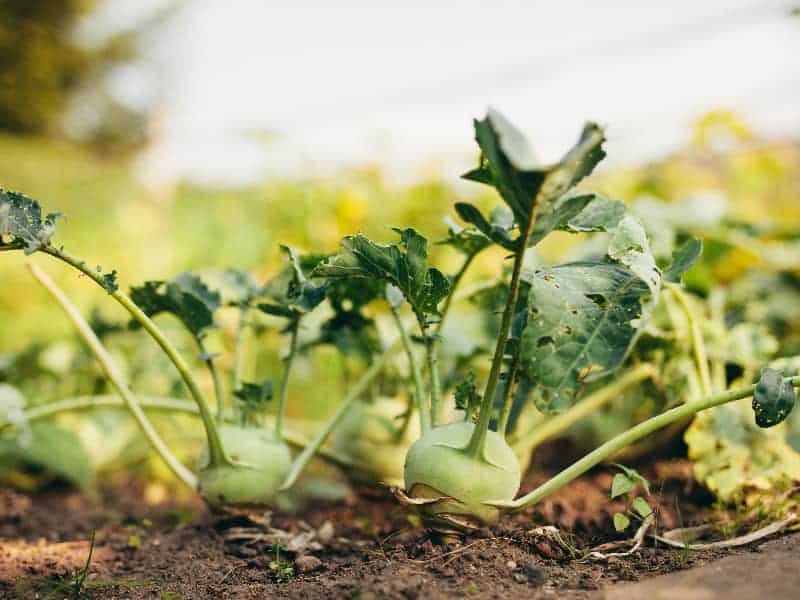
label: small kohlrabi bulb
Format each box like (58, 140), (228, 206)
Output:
(399, 421), (521, 537)
(197, 425), (291, 508)
(332, 397), (421, 488)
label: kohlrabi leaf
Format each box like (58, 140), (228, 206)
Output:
(753, 368), (796, 428)
(316, 309), (381, 361)
(0, 189), (62, 254)
(453, 202), (516, 250)
(0, 421), (94, 490)
(663, 237), (703, 283)
(613, 512), (631, 532)
(563, 194), (626, 233)
(519, 262), (650, 412)
(528, 191), (596, 246)
(258, 247), (327, 319)
(234, 379), (273, 405)
(440, 216), (493, 256)
(454, 371), (481, 420)
(608, 215), (661, 296)
(462, 110), (606, 235)
(313, 228), (450, 324)
(220, 268), (262, 306)
(130, 273), (221, 338)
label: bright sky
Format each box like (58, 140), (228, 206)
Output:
(103, 0), (800, 184)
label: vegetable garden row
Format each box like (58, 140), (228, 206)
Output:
(1, 111), (799, 591)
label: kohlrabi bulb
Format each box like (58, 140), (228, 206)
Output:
(197, 425), (291, 507)
(332, 398), (420, 487)
(402, 421), (521, 535)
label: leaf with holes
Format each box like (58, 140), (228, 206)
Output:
(519, 262), (650, 412)
(0, 189), (63, 254)
(130, 273), (221, 338)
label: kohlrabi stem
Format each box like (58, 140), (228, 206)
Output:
(493, 375), (800, 511)
(275, 318), (300, 438)
(28, 263), (198, 489)
(496, 356), (521, 437)
(198, 337), (226, 425)
(39, 246), (231, 468)
(233, 306), (249, 392)
(392, 307), (430, 433)
(13, 395), (200, 426)
(280, 351), (393, 490)
(467, 220), (536, 458)
(513, 362), (657, 451)
(435, 253), (475, 336)
(667, 282), (712, 397)
(425, 334), (442, 427)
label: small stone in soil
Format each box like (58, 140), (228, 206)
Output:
(295, 554), (323, 573)
(521, 562), (547, 586)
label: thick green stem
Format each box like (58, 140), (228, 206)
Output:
(435, 253), (475, 336)
(233, 306), (249, 392)
(668, 283), (712, 397)
(280, 351), (392, 490)
(275, 319), (300, 438)
(512, 362), (657, 451)
(467, 219), (535, 457)
(425, 335), (442, 427)
(496, 357), (521, 437)
(492, 375), (800, 511)
(40, 246), (230, 467)
(198, 337), (226, 424)
(28, 263), (198, 489)
(392, 307), (430, 433)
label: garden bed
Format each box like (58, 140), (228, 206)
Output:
(3, 457), (782, 600)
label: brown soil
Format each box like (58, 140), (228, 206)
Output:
(0, 461), (792, 600)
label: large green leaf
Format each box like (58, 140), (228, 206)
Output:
(462, 109), (606, 236)
(519, 262), (650, 412)
(452, 203), (516, 250)
(0, 189), (62, 255)
(130, 272), (221, 338)
(313, 228), (450, 324)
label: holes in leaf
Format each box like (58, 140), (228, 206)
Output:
(563, 325), (573, 335)
(585, 293), (607, 308)
(537, 336), (555, 348)
(530, 306), (540, 315)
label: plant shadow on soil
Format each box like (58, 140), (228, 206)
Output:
(0, 449), (789, 600)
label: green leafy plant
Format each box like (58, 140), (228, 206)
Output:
(3, 110), (800, 540)
(0, 190), (394, 509)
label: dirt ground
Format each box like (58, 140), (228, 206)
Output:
(1, 460), (796, 600)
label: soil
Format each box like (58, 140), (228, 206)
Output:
(0, 459), (796, 600)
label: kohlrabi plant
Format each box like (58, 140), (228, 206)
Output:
(312, 109), (800, 538)
(0, 191), (391, 509)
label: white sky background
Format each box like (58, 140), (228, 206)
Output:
(99, 0), (800, 185)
